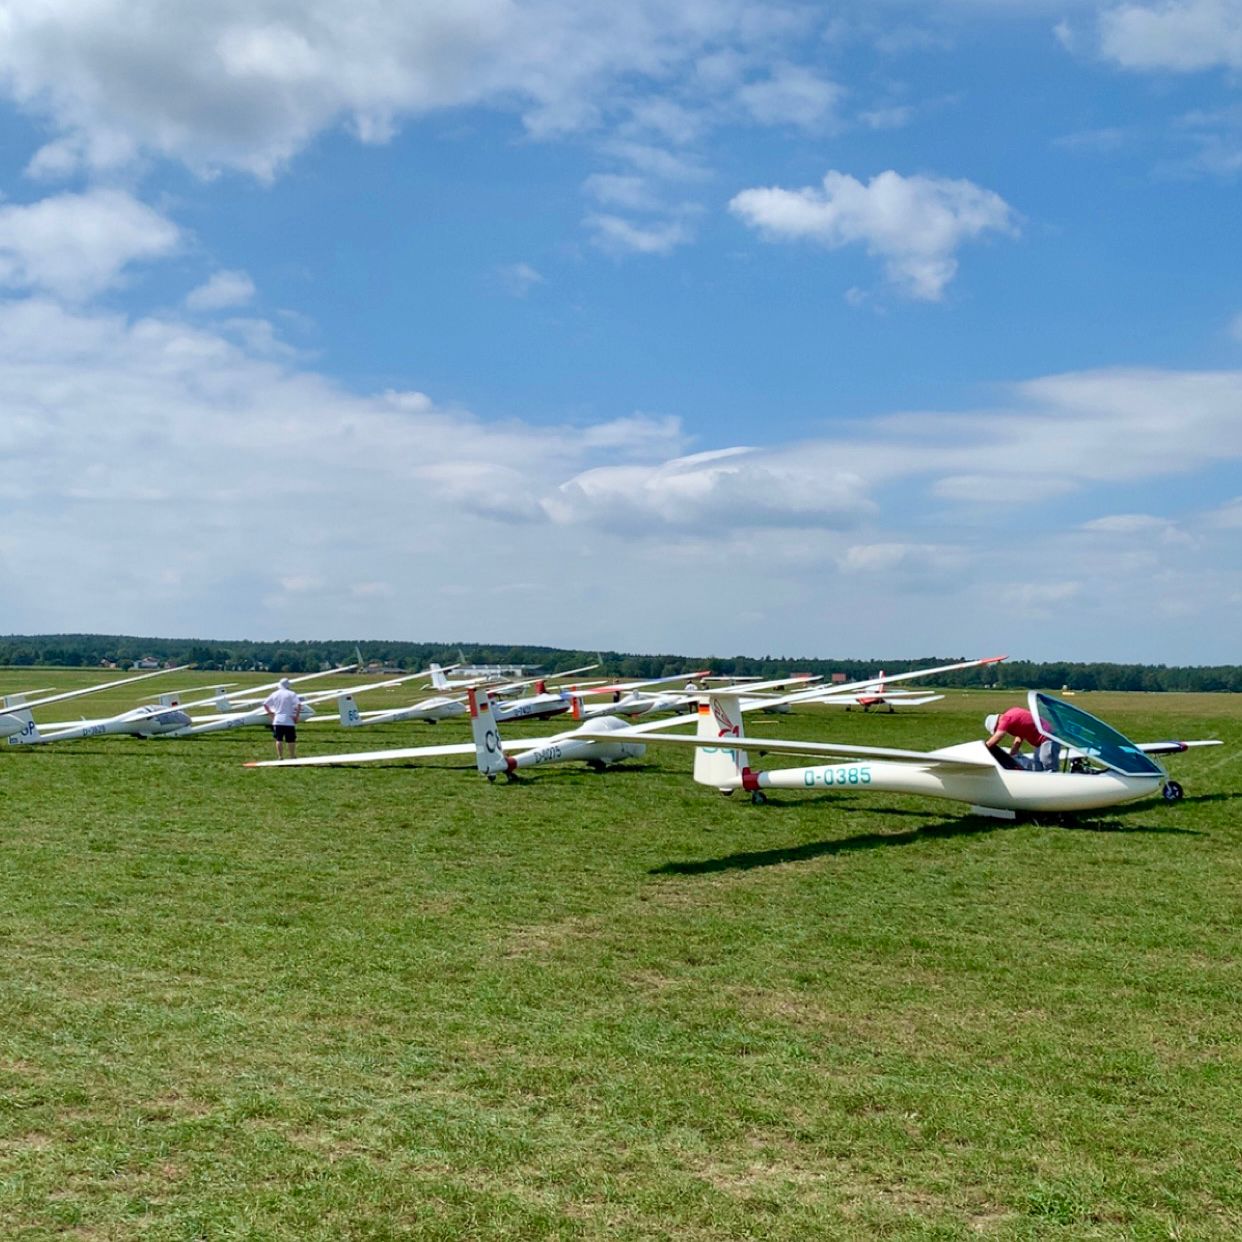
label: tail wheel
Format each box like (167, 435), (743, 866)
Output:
(751, 791), (768, 806)
(1162, 781), (1184, 802)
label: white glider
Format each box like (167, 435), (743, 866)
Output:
(336, 663), (602, 729)
(3, 665), (196, 740)
(243, 656), (1008, 775)
(165, 669), (426, 737)
(586, 690), (1219, 818)
(1, 664), (192, 741)
(246, 684), (650, 773)
(803, 669), (943, 712)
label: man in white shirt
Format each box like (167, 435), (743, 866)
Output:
(262, 678), (304, 759)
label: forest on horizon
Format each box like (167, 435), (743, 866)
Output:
(1, 634), (1239, 694)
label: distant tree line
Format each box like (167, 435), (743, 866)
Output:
(0, 634), (1238, 692)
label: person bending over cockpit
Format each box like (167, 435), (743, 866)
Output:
(984, 708), (1061, 771)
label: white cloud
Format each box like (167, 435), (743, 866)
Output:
(0, 1), (838, 180)
(1, 299), (1240, 660)
(839, 542), (966, 575)
(1000, 579), (1082, 614)
(1099, 0), (1242, 72)
(931, 474), (1077, 504)
(541, 446), (875, 533)
(351, 581), (395, 599)
(586, 212), (694, 255)
(495, 262), (544, 298)
(1205, 495), (1242, 526)
(729, 169), (1018, 300)
(186, 269), (256, 311)
(736, 63), (844, 128)
(1081, 513), (1171, 534)
(859, 105), (914, 130)
(583, 173), (663, 212)
(1080, 512), (1198, 548)
(0, 189), (179, 301)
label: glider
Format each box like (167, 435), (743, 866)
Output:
(587, 690), (1220, 818)
(246, 683), (651, 773)
(1, 664), (193, 741)
(811, 670), (943, 712)
(244, 656), (1006, 777)
(162, 669), (423, 737)
(335, 663), (602, 729)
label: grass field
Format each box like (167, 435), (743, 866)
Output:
(1, 670), (1238, 1240)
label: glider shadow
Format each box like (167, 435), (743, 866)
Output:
(653, 802), (1207, 875)
(652, 814), (1004, 877)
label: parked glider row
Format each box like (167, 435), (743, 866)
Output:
(246, 654), (1221, 819)
(8, 658), (1221, 819)
(1, 664), (435, 745)
(0, 658), (628, 745)
(0, 654), (876, 747)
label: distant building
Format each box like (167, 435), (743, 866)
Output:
(131, 656), (163, 670)
(831, 672), (848, 684)
(457, 663), (529, 679)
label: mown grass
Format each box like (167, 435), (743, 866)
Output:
(0, 672), (1238, 1239)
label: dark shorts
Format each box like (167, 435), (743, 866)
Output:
(273, 724), (297, 742)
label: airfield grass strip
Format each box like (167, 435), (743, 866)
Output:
(0, 674), (1238, 1238)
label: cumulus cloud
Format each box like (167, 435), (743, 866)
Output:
(0, 189), (179, 301)
(542, 446), (875, 533)
(0, 1), (835, 180)
(729, 169), (1018, 299)
(1, 296), (1240, 658)
(1098, 0), (1242, 72)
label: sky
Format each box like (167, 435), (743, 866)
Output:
(1, 0), (1240, 665)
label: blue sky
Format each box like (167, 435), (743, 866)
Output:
(1, 0), (1240, 664)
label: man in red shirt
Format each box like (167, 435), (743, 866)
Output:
(985, 707), (1061, 771)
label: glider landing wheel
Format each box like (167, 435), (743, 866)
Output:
(750, 791), (768, 806)
(1163, 781), (1184, 802)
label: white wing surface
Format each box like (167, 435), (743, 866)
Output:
(580, 726), (996, 772)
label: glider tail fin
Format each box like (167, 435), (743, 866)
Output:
(429, 663), (449, 692)
(693, 693), (749, 791)
(337, 694), (362, 727)
(470, 688), (511, 778)
(4, 709), (41, 746)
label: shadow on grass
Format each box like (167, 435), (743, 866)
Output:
(1159, 791), (1241, 807)
(652, 800), (1211, 873)
(1035, 813), (1204, 834)
(256, 761), (479, 772)
(651, 814), (1006, 876)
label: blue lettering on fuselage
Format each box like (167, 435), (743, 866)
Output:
(803, 764), (872, 788)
